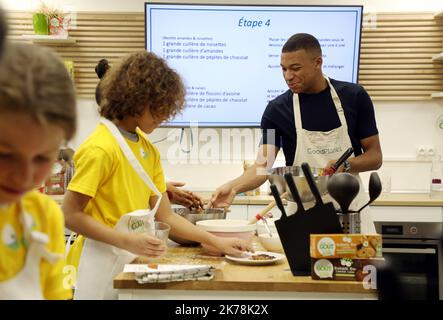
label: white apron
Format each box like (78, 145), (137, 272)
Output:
(74, 119), (163, 300)
(0, 204), (62, 300)
(289, 76), (375, 234)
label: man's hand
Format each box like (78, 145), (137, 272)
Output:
(207, 184), (236, 210)
(166, 181), (204, 209)
(324, 159), (345, 174)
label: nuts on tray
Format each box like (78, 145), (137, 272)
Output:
(251, 254), (274, 261)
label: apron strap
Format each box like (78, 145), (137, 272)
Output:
(100, 118), (162, 212)
(293, 76), (349, 134)
(19, 204), (62, 264)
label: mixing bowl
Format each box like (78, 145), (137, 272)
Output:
(268, 166), (329, 203)
(258, 233), (284, 253)
(171, 207), (227, 245)
(196, 219), (256, 255)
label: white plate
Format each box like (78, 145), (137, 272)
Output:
(225, 251), (285, 265)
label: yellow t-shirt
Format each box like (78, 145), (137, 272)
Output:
(66, 124), (166, 269)
(0, 191), (72, 300)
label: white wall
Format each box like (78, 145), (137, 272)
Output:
(4, 0), (443, 192)
(2, 0), (443, 13)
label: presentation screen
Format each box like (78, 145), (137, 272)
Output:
(145, 3), (363, 127)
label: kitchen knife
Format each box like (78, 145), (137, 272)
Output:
(284, 173), (306, 214)
(301, 162), (324, 205)
(270, 184), (287, 219)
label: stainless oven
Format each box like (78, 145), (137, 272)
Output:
(375, 221), (443, 300)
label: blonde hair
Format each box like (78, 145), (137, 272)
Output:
(99, 51), (185, 122)
(0, 42), (77, 140)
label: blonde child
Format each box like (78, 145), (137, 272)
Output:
(0, 42), (77, 299)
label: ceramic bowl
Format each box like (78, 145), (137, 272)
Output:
(196, 219), (256, 255)
(170, 207), (227, 246)
(258, 232), (284, 253)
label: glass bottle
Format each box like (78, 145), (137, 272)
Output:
(430, 155), (443, 198)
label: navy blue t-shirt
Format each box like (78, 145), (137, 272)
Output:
(261, 78), (378, 166)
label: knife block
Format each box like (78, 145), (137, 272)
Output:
(275, 202), (343, 276)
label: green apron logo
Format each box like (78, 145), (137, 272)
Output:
(437, 115), (443, 130)
(129, 218), (145, 232)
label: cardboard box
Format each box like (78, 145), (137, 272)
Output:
(311, 257), (385, 281)
(310, 234), (382, 259)
(44, 160), (66, 195)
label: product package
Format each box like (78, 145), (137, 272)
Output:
(310, 234), (382, 259)
(311, 257), (385, 281)
(44, 160), (66, 195)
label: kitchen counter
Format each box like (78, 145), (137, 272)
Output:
(195, 192), (443, 207)
(50, 193), (443, 207)
(113, 246), (377, 300)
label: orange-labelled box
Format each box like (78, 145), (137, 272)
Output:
(310, 234), (382, 259)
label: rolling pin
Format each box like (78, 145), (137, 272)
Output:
(248, 191), (288, 224)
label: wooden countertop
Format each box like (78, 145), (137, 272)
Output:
(50, 192), (443, 207)
(113, 246), (376, 295)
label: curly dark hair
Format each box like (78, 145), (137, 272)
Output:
(99, 51), (186, 122)
(95, 58), (110, 79)
(94, 58), (110, 105)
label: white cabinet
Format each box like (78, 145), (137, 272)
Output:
(226, 204), (287, 221)
(226, 205), (248, 220)
(371, 206), (443, 222)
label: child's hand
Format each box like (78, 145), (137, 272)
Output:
(211, 237), (254, 257)
(121, 233), (167, 258)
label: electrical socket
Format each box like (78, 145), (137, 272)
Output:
(417, 147), (426, 157)
(427, 147), (436, 157)
(416, 146), (437, 158)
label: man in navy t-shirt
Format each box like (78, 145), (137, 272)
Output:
(209, 33), (382, 210)
(261, 78), (379, 166)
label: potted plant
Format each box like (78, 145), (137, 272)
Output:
(32, 2), (49, 35)
(47, 8), (69, 36)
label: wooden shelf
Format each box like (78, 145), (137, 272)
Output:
(431, 92), (443, 98)
(432, 53), (443, 62)
(20, 34), (76, 44)
(435, 11), (443, 18)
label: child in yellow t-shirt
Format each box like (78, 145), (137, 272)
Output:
(0, 42), (77, 299)
(63, 51), (252, 300)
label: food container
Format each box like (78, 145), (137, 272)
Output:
(258, 232), (284, 253)
(170, 207), (226, 245)
(196, 219), (256, 255)
(311, 257), (385, 281)
(310, 234), (382, 259)
(173, 207), (226, 224)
